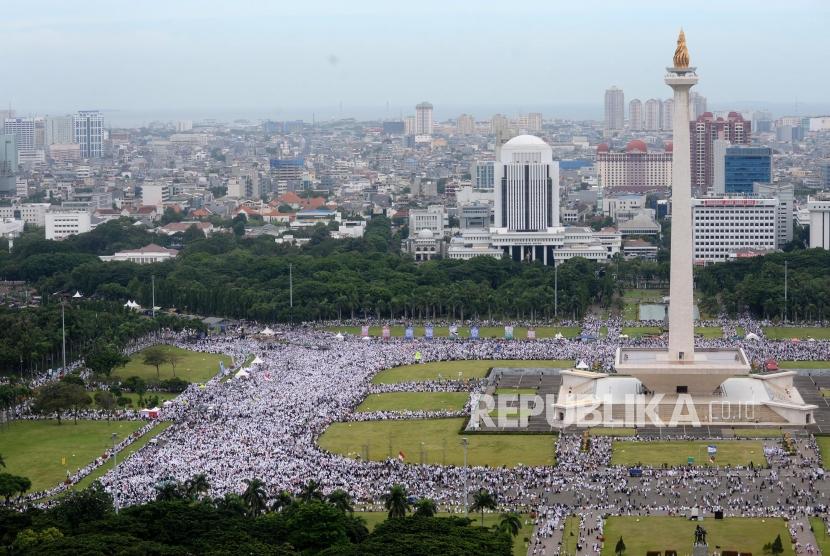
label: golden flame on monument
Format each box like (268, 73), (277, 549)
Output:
(673, 29), (690, 68)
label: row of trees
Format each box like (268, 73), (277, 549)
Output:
(0, 479), (515, 555)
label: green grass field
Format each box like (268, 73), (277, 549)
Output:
(610, 440), (765, 467)
(810, 517), (830, 555)
(91, 391), (178, 409)
(355, 512), (532, 556)
(327, 325), (581, 339)
(601, 516), (794, 556)
(763, 327), (830, 340)
(779, 360), (830, 369)
(494, 388), (538, 396)
(318, 418), (556, 467)
(695, 326), (723, 339)
(587, 427), (637, 437)
(0, 420), (147, 492)
(372, 359), (575, 384)
(113, 345), (233, 383)
(732, 428), (786, 438)
(817, 437), (830, 469)
(357, 392), (469, 413)
(621, 326), (663, 338)
(562, 515), (580, 554)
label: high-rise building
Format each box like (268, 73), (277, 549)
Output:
(3, 118), (35, 158)
(753, 111), (773, 133)
(689, 91), (707, 121)
(604, 87), (624, 130)
(808, 194), (830, 250)
(820, 160), (830, 189)
(403, 116), (416, 136)
(527, 112), (543, 132)
(711, 139), (730, 195)
(754, 182), (794, 248)
(628, 99), (643, 131)
(644, 99), (662, 131)
(662, 99), (674, 131)
(0, 134), (16, 194)
(415, 102), (433, 136)
(471, 160), (495, 191)
(491, 114), (509, 136)
(456, 114), (475, 135)
(494, 135), (559, 231)
(690, 112), (751, 194)
(595, 141), (673, 191)
(724, 146), (772, 194)
(692, 197), (778, 264)
(45, 116), (74, 145)
(73, 110), (105, 158)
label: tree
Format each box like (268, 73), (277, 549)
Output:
(32, 382), (91, 424)
(498, 512), (522, 538)
(242, 478), (268, 517)
(470, 488), (497, 528)
(271, 490), (295, 512)
(93, 391), (116, 419)
(185, 473), (210, 500)
(166, 351), (183, 377)
(51, 483), (113, 533)
(615, 536), (626, 556)
(154, 478), (184, 502)
(122, 376), (147, 405)
(327, 489), (353, 513)
(299, 479), (324, 502)
(85, 342), (129, 378)
(0, 473), (30, 504)
(12, 527), (64, 552)
(413, 498), (437, 518)
(142, 347), (168, 379)
(771, 534), (784, 555)
(383, 484), (410, 519)
(0, 454), (5, 468)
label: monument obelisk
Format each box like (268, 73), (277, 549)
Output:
(665, 30), (698, 363)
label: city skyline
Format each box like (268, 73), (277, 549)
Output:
(3, 0), (829, 122)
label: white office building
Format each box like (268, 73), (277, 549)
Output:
(628, 99), (643, 131)
(808, 194), (830, 250)
(99, 244), (179, 264)
(692, 197), (778, 264)
(73, 110), (105, 158)
(754, 182), (794, 248)
(45, 209), (92, 240)
(45, 116), (74, 145)
(3, 118), (35, 160)
(644, 99), (663, 131)
(141, 183), (171, 207)
(0, 203), (51, 227)
(408, 205), (446, 236)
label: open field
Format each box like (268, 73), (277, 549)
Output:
(600, 516), (794, 556)
(621, 326), (663, 338)
(318, 418), (556, 467)
(610, 440), (766, 467)
(91, 391), (178, 409)
(779, 360), (830, 369)
(355, 512), (532, 555)
(0, 420), (146, 492)
(113, 345), (233, 383)
(810, 517), (830, 556)
(695, 326), (723, 339)
(763, 327), (830, 340)
(372, 359), (575, 384)
(562, 516), (580, 554)
(587, 427), (637, 437)
(732, 428), (787, 438)
(326, 325), (581, 339)
(817, 437), (830, 469)
(356, 392), (469, 413)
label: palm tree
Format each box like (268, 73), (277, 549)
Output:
(327, 489), (354, 513)
(498, 512), (522, 537)
(214, 493), (248, 517)
(185, 473), (210, 500)
(383, 484), (410, 519)
(299, 479), (324, 502)
(154, 478), (183, 502)
(413, 498), (437, 518)
(242, 478), (268, 517)
(271, 490), (295, 512)
(470, 488), (497, 527)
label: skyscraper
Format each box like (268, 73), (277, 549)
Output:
(690, 112), (751, 194)
(527, 112), (543, 133)
(456, 114), (475, 135)
(74, 110), (105, 158)
(0, 134), (16, 194)
(494, 135), (559, 232)
(415, 102), (433, 136)
(628, 99), (643, 131)
(689, 91), (707, 121)
(45, 116), (74, 145)
(644, 99), (662, 131)
(662, 99), (674, 131)
(604, 87), (624, 131)
(724, 146), (772, 194)
(3, 118), (35, 158)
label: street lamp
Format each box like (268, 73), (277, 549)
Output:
(111, 432), (119, 514)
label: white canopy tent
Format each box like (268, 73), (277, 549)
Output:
(576, 360), (589, 370)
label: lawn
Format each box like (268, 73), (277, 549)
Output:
(587, 427), (637, 437)
(732, 428), (786, 438)
(113, 345), (233, 383)
(817, 437), (830, 469)
(763, 327), (830, 340)
(326, 325), (581, 339)
(621, 326), (663, 338)
(610, 440), (766, 467)
(357, 392), (469, 413)
(355, 512), (532, 556)
(0, 420), (147, 492)
(695, 326), (723, 339)
(372, 359), (574, 384)
(91, 391), (178, 409)
(601, 516), (794, 556)
(810, 517), (830, 556)
(318, 418), (556, 467)
(562, 515), (580, 554)
(494, 388), (538, 396)
(779, 360), (830, 369)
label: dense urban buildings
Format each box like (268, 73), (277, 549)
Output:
(690, 111), (752, 194)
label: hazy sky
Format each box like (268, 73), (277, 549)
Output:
(4, 0), (829, 121)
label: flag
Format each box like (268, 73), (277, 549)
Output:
(61, 457), (66, 465)
(707, 445), (717, 455)
(398, 451), (406, 461)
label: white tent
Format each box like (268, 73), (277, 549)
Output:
(251, 356), (264, 366)
(235, 369), (250, 379)
(554, 332), (564, 340)
(335, 333), (345, 341)
(361, 336), (372, 341)
(744, 332), (760, 341)
(576, 360), (589, 370)
(72, 291), (83, 298)
(261, 327), (275, 336)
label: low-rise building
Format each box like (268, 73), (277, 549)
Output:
(692, 197), (778, 264)
(99, 244), (179, 264)
(45, 209), (92, 240)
